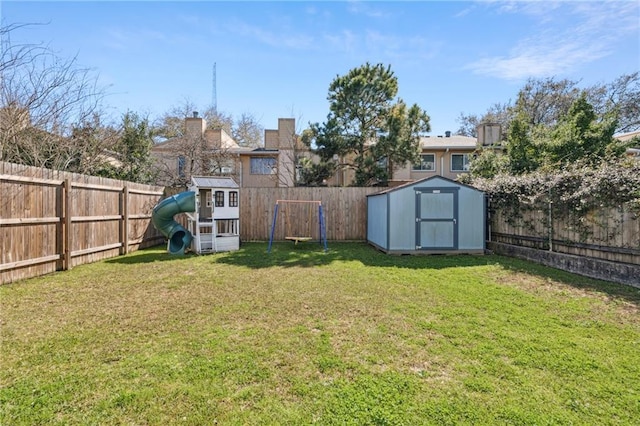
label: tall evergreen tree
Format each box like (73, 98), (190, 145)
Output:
(541, 93), (619, 167)
(304, 63), (430, 186)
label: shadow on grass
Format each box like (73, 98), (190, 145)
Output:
(215, 242), (640, 307)
(104, 247), (199, 265)
(106, 242), (639, 308)
(214, 241), (496, 270)
(494, 255), (640, 307)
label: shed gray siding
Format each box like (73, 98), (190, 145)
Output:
(366, 176), (485, 254)
(388, 187), (416, 251)
(367, 194), (387, 249)
(457, 187), (485, 250)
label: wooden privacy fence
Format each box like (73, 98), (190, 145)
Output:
(240, 187), (380, 241)
(490, 203), (640, 265)
(1, 162), (165, 284)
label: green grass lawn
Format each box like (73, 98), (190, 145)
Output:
(1, 242), (639, 425)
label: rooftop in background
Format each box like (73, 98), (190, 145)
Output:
(420, 134), (477, 149)
(615, 131), (640, 144)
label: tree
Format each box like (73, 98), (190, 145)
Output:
(467, 149), (508, 179)
(152, 100), (263, 147)
(153, 100), (234, 141)
(505, 107), (540, 174)
(456, 102), (512, 138)
(304, 63), (430, 186)
(589, 72), (640, 134)
(1, 23), (106, 171)
(297, 156), (335, 186)
(70, 114), (119, 176)
(459, 73), (640, 145)
(540, 93), (620, 167)
(232, 112), (263, 148)
(374, 100), (431, 181)
(113, 112), (156, 183)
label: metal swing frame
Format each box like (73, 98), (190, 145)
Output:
(267, 200), (328, 253)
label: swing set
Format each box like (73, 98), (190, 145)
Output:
(267, 200), (328, 253)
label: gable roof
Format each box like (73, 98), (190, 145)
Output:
(367, 175), (484, 196)
(615, 130), (640, 142)
(420, 135), (477, 149)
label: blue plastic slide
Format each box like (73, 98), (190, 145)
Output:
(151, 191), (196, 255)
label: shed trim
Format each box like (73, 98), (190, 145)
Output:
(366, 175), (484, 197)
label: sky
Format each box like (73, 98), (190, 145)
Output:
(2, 1), (639, 136)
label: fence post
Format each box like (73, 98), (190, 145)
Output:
(486, 195), (491, 243)
(548, 192), (553, 252)
(121, 185), (129, 255)
(63, 178), (72, 270)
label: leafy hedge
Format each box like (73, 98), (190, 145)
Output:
(468, 160), (640, 217)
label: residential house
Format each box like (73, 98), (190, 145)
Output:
(151, 115), (310, 188)
(237, 118), (313, 188)
(615, 130), (640, 159)
(389, 124), (502, 185)
(151, 113), (247, 186)
(150, 114), (506, 188)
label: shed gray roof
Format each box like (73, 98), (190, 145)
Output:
(190, 176), (239, 189)
(367, 175), (484, 196)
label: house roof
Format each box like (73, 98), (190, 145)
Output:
(420, 135), (477, 149)
(190, 176), (239, 189)
(238, 148), (279, 156)
(367, 175), (484, 196)
(614, 130), (640, 142)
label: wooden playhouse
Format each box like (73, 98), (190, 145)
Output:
(186, 176), (240, 253)
(367, 176), (486, 254)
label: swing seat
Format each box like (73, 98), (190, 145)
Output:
(285, 236), (313, 245)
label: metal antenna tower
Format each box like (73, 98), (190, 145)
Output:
(211, 63), (217, 112)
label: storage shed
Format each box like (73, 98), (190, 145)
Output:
(186, 176), (240, 253)
(367, 176), (486, 254)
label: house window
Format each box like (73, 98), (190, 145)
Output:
(205, 191), (212, 207)
(413, 154), (436, 171)
(250, 157), (276, 174)
(178, 156), (186, 178)
(229, 191), (238, 207)
(214, 191), (224, 207)
(451, 154), (471, 172)
(209, 160), (234, 175)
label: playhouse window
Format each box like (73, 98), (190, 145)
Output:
(413, 154), (436, 171)
(214, 191), (224, 207)
(250, 157), (276, 174)
(229, 191), (238, 207)
(451, 154), (471, 172)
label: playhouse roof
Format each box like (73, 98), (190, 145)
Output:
(190, 176), (239, 189)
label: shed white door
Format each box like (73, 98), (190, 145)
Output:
(415, 188), (458, 250)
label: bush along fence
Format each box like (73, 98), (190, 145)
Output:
(1, 162), (165, 284)
(477, 162), (640, 286)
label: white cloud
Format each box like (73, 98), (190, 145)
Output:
(228, 20), (315, 50)
(323, 30), (358, 55)
(346, 0), (390, 19)
(465, 1), (639, 80)
(102, 28), (168, 51)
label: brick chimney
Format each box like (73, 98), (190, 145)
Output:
(477, 123), (502, 146)
(185, 111), (206, 138)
